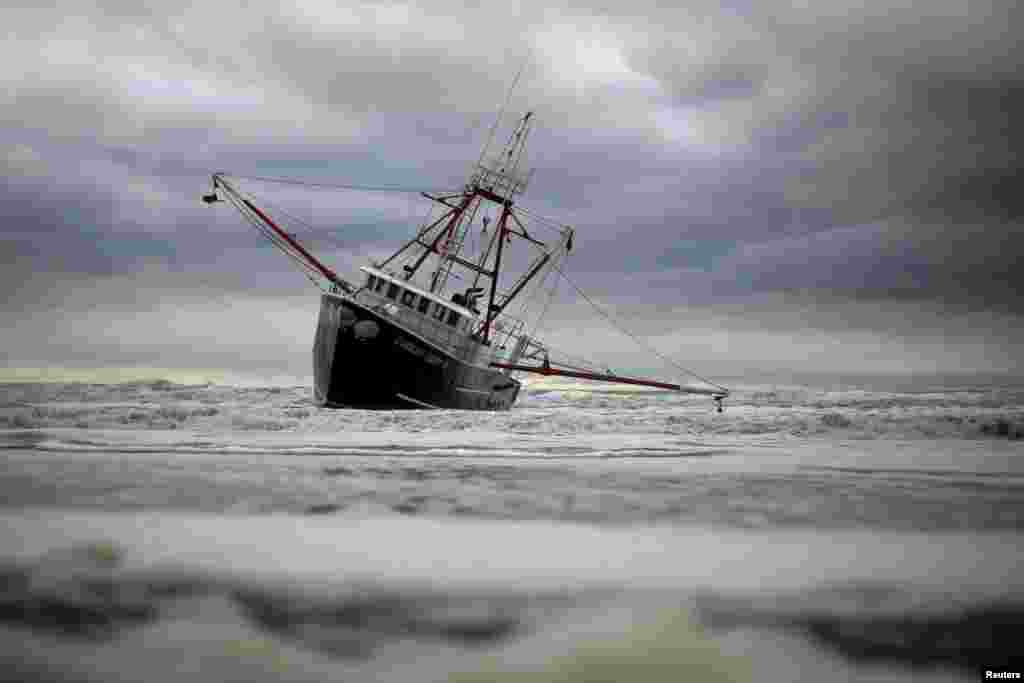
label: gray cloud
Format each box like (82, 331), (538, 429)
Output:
(2, 0), (1021, 376)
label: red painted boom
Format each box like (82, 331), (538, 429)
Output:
(241, 198), (344, 287)
(489, 362), (726, 397)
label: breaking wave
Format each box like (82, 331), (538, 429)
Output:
(1, 378), (1022, 444)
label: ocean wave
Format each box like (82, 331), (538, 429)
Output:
(1, 381), (1023, 443)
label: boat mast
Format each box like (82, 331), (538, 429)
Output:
(375, 111), (544, 339)
(471, 112), (535, 342)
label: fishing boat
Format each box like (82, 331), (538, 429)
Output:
(202, 111), (729, 410)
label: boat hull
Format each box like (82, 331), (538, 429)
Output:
(313, 294), (521, 410)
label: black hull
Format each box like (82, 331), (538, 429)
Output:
(313, 294), (521, 410)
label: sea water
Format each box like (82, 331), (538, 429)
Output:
(0, 377), (1021, 682)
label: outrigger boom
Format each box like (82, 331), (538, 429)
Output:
(489, 361), (728, 398)
(205, 173), (353, 293)
(491, 360), (728, 412)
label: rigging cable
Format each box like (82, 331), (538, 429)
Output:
(224, 191), (326, 291)
(552, 262), (729, 393)
(515, 205), (573, 233)
(525, 245), (565, 340)
(228, 174), (460, 195)
(234, 179), (440, 255)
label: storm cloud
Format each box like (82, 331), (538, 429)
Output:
(2, 0), (1021, 379)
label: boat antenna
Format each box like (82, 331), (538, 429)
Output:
(476, 57), (530, 171)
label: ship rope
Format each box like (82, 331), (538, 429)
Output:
(221, 188), (326, 290)
(515, 205), (574, 233)
(254, 195), (329, 239)
(552, 263), (730, 393)
(524, 245), (563, 340)
(228, 174), (460, 195)
(230, 177), (442, 250)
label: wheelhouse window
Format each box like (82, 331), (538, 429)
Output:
(446, 310), (461, 327)
(386, 282), (399, 300)
(366, 274), (376, 289)
(401, 290), (416, 307)
(376, 277), (387, 293)
(417, 297), (431, 314)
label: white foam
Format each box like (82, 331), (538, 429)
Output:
(2, 380), (1023, 447)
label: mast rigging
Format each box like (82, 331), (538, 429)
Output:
(202, 108), (730, 409)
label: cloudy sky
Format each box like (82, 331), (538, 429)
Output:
(2, 0), (1022, 384)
